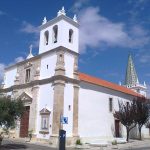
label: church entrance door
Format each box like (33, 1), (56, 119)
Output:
(115, 120), (120, 137)
(20, 106), (30, 137)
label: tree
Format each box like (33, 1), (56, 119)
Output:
(134, 97), (149, 140)
(115, 101), (137, 142)
(145, 120), (150, 135)
(0, 96), (24, 138)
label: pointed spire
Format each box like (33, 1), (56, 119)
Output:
(27, 45), (34, 59)
(73, 14), (78, 22)
(42, 17), (47, 25)
(144, 81), (146, 86)
(125, 54), (139, 86)
(57, 6), (66, 16)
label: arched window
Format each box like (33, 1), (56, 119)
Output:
(53, 25), (58, 43)
(69, 29), (73, 43)
(44, 31), (49, 45)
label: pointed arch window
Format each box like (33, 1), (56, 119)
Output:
(44, 31), (49, 45)
(69, 29), (73, 43)
(53, 25), (58, 43)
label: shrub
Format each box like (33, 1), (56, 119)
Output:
(76, 139), (82, 145)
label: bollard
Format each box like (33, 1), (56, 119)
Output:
(59, 129), (66, 150)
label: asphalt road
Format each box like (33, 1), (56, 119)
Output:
(1, 138), (150, 150)
(1, 139), (56, 150)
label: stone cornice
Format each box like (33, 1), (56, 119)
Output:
(5, 46), (79, 71)
(1, 75), (80, 93)
(39, 15), (79, 31)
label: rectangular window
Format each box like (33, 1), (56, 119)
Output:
(109, 98), (113, 112)
(25, 69), (30, 83)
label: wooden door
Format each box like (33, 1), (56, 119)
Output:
(20, 106), (30, 137)
(115, 120), (120, 137)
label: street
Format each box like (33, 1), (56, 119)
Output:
(1, 139), (56, 150)
(1, 138), (150, 150)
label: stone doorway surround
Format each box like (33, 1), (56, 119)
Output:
(18, 92), (33, 138)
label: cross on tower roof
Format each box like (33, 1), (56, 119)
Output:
(27, 44), (34, 59)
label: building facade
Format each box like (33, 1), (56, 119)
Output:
(1, 7), (149, 145)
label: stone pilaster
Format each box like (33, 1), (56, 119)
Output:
(50, 79), (65, 146)
(28, 85), (39, 135)
(73, 56), (79, 80)
(72, 83), (79, 137)
(55, 51), (65, 76)
(14, 72), (20, 85)
(51, 80), (65, 136)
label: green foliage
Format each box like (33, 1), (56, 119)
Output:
(76, 139), (82, 145)
(112, 140), (117, 145)
(28, 129), (33, 141)
(0, 96), (24, 129)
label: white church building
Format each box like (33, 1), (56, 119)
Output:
(0, 7), (149, 145)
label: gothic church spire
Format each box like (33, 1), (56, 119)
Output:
(125, 54), (138, 86)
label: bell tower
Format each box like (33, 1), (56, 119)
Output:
(124, 54), (147, 97)
(39, 7), (79, 54)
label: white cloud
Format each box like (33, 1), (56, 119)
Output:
(0, 63), (5, 82)
(78, 7), (150, 53)
(0, 56), (25, 83)
(20, 21), (39, 34)
(20, 21), (39, 48)
(127, 0), (148, 23)
(72, 0), (89, 12)
(15, 57), (24, 63)
(139, 55), (150, 63)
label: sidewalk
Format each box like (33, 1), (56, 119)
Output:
(89, 139), (150, 150)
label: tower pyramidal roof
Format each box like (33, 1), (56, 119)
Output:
(125, 54), (138, 86)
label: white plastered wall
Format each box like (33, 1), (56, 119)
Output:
(36, 83), (54, 139)
(78, 82), (136, 141)
(63, 83), (74, 137)
(64, 53), (74, 79)
(40, 53), (57, 79)
(4, 66), (17, 88)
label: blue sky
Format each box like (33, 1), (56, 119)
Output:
(0, 0), (150, 96)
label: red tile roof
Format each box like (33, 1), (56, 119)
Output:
(79, 72), (141, 97)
